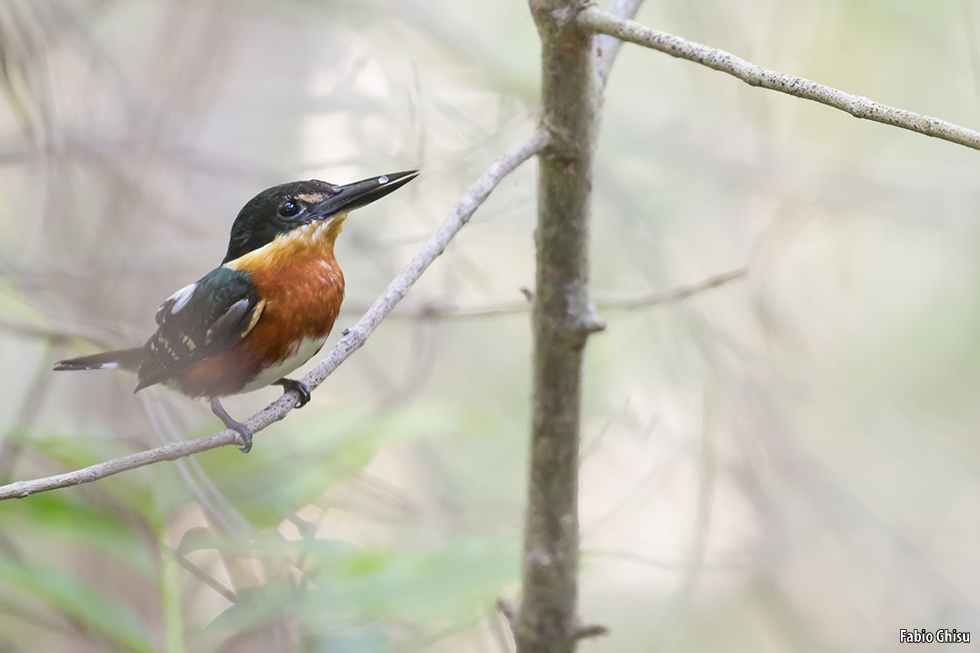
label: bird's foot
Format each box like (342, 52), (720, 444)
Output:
(274, 378), (311, 408)
(209, 397), (253, 453)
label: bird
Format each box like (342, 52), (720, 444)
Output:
(54, 170), (419, 452)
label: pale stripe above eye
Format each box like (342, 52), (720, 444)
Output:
(294, 193), (325, 204)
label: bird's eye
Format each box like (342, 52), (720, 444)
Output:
(278, 199), (301, 218)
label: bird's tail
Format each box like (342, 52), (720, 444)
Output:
(53, 347), (144, 372)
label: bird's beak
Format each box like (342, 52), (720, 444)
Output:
(310, 170), (419, 220)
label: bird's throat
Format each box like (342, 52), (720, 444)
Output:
(224, 214), (347, 274)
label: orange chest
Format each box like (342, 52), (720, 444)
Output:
(174, 254), (345, 398)
(247, 254), (345, 343)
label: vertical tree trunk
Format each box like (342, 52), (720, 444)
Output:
(516, 1), (602, 652)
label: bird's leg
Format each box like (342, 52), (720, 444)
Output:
(209, 397), (253, 453)
(273, 378), (311, 408)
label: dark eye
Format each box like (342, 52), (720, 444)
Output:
(278, 199), (301, 218)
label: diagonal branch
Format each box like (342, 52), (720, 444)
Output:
(0, 130), (551, 501)
(579, 7), (980, 151)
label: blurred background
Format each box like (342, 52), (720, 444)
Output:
(1, 0), (979, 651)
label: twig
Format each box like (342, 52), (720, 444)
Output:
(599, 266), (747, 309)
(168, 545), (238, 604)
(0, 131), (551, 501)
(340, 299), (531, 320)
(496, 599), (518, 633)
(579, 7), (980, 151)
(570, 624), (609, 642)
(344, 265), (748, 320)
(0, 317), (116, 350)
(488, 603), (516, 653)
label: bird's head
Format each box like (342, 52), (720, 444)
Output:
(222, 170), (418, 264)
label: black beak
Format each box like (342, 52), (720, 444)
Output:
(311, 170), (419, 220)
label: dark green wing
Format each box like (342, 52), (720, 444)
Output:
(135, 267), (262, 390)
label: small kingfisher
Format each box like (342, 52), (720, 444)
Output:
(54, 170), (419, 452)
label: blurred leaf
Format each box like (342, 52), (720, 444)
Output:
(0, 559), (155, 653)
(176, 525), (221, 556)
(23, 434), (163, 526)
(0, 493), (155, 577)
(0, 282), (48, 324)
(308, 626), (387, 653)
(196, 402), (458, 529)
(302, 537), (520, 623)
(160, 545), (185, 653)
(25, 432), (133, 474)
(207, 537), (518, 633)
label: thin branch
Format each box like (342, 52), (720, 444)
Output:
(168, 545), (238, 604)
(416, 302), (530, 319)
(488, 602), (516, 653)
(0, 317), (115, 350)
(570, 625), (609, 642)
(496, 599), (518, 633)
(340, 299), (532, 320)
(579, 7), (980, 151)
(345, 265), (748, 320)
(599, 265), (747, 309)
(0, 131), (551, 501)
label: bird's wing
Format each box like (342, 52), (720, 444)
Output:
(136, 266), (264, 390)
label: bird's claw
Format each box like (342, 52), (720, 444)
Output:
(209, 397), (254, 454)
(274, 378), (311, 408)
(235, 425), (253, 453)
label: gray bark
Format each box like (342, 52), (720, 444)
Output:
(516, 1), (603, 652)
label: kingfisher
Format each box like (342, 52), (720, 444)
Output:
(54, 170), (418, 452)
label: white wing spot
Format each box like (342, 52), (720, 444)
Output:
(167, 282), (198, 315)
(378, 175), (389, 184)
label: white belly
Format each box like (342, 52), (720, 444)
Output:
(239, 335), (327, 393)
